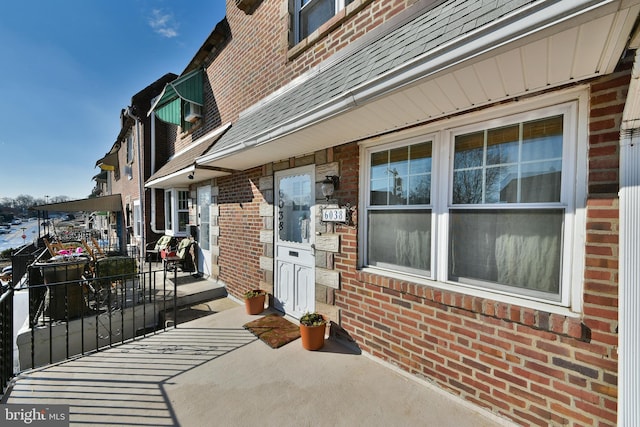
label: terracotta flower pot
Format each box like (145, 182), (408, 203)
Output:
(300, 322), (326, 350)
(244, 292), (266, 315)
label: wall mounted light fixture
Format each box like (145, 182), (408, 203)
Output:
(321, 175), (339, 201)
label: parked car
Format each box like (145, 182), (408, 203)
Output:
(0, 228), (9, 234)
(11, 218), (22, 225)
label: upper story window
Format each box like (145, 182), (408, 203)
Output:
(294, 0), (354, 44)
(361, 93), (585, 311)
(126, 133), (134, 164)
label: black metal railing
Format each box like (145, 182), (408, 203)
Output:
(0, 286), (13, 397)
(0, 246), (178, 399)
(24, 257), (173, 370)
(0, 242), (41, 397)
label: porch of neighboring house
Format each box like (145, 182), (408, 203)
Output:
(0, 230), (226, 385)
(1, 299), (513, 427)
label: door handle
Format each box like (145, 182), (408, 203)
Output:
(310, 243), (316, 256)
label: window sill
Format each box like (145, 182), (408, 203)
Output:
(360, 267), (579, 316)
(357, 267), (586, 339)
(288, 0), (373, 61)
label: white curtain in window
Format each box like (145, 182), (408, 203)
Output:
(369, 210), (431, 273)
(395, 229), (430, 270)
(495, 213), (561, 292)
(449, 210), (561, 294)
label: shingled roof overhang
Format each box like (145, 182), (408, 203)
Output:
(145, 123), (231, 189)
(197, 0), (640, 171)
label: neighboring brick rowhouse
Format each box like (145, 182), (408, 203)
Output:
(332, 66), (629, 425)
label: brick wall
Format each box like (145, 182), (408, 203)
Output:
(216, 168), (266, 296)
(216, 151), (341, 302)
(193, 0), (417, 132)
(209, 67), (627, 424)
(330, 67), (630, 426)
(163, 0), (627, 423)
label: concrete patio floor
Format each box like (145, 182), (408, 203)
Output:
(3, 298), (515, 426)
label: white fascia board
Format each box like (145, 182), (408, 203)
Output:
(198, 94), (356, 165)
(168, 122), (231, 162)
(145, 165), (195, 189)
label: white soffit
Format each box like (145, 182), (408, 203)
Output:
(145, 166), (228, 189)
(207, 2), (640, 171)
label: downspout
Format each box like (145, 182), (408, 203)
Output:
(125, 107), (146, 262)
(149, 111), (164, 234)
(619, 47), (640, 427)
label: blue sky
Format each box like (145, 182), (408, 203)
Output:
(0, 1), (226, 200)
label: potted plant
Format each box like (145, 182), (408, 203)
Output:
(299, 312), (327, 350)
(244, 289), (266, 315)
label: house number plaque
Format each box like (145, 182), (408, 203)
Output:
(322, 208), (347, 222)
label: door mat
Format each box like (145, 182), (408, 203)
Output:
(243, 314), (301, 349)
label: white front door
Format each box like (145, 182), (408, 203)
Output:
(274, 165), (315, 318)
(197, 185), (211, 276)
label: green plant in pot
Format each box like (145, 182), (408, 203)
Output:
(244, 289), (266, 315)
(299, 312), (327, 350)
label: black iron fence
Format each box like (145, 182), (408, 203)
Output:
(0, 242), (178, 399)
(23, 257), (175, 369)
(0, 242), (41, 397)
(0, 285), (13, 398)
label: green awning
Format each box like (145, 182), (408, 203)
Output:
(148, 69), (203, 125)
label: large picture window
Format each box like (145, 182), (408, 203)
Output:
(362, 97), (582, 308)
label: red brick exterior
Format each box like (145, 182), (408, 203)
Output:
(181, 0), (416, 148)
(162, 1), (629, 425)
(326, 62), (627, 426)
(212, 51), (629, 427)
(216, 168), (266, 296)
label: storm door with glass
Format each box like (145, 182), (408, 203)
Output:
(197, 185), (211, 276)
(274, 165), (315, 317)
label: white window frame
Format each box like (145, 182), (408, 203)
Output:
(293, 0), (351, 44)
(359, 88), (588, 315)
(133, 200), (142, 237)
(363, 135), (436, 278)
(164, 188), (189, 236)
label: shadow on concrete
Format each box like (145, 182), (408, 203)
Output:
(5, 326), (257, 426)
